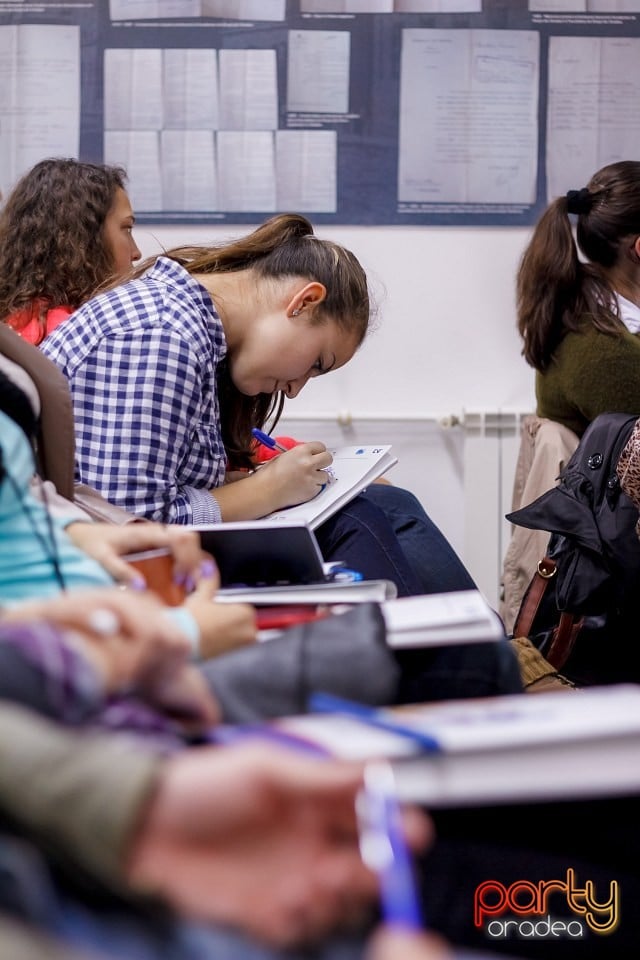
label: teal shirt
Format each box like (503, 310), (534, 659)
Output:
(0, 411), (113, 602)
(0, 412), (199, 651)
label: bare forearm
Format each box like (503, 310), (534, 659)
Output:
(212, 470), (280, 520)
(213, 444), (331, 520)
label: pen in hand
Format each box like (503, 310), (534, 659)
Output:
(357, 761), (424, 930)
(251, 427), (335, 490)
(252, 427), (288, 453)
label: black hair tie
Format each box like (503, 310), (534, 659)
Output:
(566, 187), (593, 216)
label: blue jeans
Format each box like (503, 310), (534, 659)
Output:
(315, 493), (424, 597)
(362, 484), (477, 594)
(315, 486), (519, 704)
(315, 486), (476, 598)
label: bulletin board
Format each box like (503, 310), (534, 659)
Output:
(2, 0), (640, 225)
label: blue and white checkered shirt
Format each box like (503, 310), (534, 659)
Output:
(42, 257), (227, 524)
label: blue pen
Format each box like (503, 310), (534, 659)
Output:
(206, 723), (331, 759)
(309, 692), (442, 754)
(357, 761), (424, 930)
(252, 427), (288, 453)
(252, 427), (334, 492)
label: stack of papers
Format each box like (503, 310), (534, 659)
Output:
(381, 590), (504, 648)
(275, 685), (640, 807)
(216, 578), (397, 605)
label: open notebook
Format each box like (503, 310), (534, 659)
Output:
(259, 445), (397, 529)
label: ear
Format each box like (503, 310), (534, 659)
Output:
(633, 237), (640, 263)
(287, 281), (326, 318)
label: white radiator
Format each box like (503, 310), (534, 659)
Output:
(278, 411), (530, 607)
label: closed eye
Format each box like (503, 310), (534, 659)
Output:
(313, 353), (336, 376)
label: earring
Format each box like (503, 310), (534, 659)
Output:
(291, 307), (302, 317)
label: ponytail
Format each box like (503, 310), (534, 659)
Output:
(517, 197), (582, 370)
(516, 160), (640, 371)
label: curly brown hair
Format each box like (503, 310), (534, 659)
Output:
(0, 158), (128, 344)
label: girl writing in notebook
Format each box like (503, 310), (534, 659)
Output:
(40, 211), (474, 597)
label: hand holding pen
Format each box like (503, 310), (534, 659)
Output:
(251, 428), (336, 494)
(252, 427), (290, 456)
(357, 761), (424, 931)
(357, 768), (453, 953)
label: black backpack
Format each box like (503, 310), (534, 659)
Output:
(509, 412), (640, 686)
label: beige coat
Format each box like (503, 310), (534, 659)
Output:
(500, 415), (579, 634)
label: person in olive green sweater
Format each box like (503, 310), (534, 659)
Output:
(517, 160), (640, 437)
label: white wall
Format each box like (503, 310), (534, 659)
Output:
(136, 224), (536, 419)
(135, 223), (538, 604)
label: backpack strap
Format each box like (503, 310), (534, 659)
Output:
(545, 612), (584, 670)
(513, 556), (583, 670)
(512, 556), (557, 638)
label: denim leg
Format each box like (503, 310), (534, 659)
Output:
(362, 485), (476, 594)
(305, 493), (517, 702)
(314, 494), (423, 597)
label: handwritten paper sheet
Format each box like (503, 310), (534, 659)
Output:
(276, 130), (337, 212)
(219, 49), (278, 130)
(0, 24), (79, 197)
(109, 0), (285, 20)
(287, 30), (350, 115)
(104, 131), (163, 212)
(531, 1), (640, 11)
(398, 29), (539, 205)
(161, 130), (217, 212)
(217, 131), (276, 212)
(546, 36), (640, 200)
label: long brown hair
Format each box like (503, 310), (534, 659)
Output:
(0, 158), (128, 344)
(132, 213), (371, 468)
(517, 161), (640, 371)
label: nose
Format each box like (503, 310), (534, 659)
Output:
(131, 236), (142, 263)
(285, 375), (310, 399)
